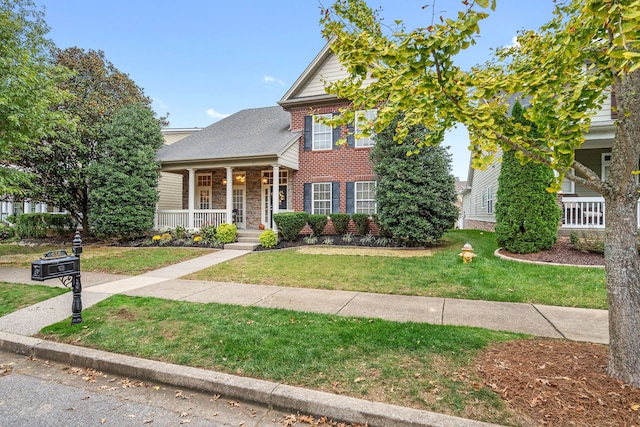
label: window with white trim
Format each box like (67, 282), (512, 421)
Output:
(602, 153), (611, 181)
(355, 181), (376, 214)
(355, 109), (377, 147)
(486, 185), (494, 214)
(312, 182), (331, 215)
(312, 114), (333, 150)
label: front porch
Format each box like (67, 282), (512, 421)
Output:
(561, 197), (640, 229)
(155, 165), (292, 231)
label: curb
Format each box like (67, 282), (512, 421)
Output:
(493, 248), (605, 268)
(0, 331), (502, 427)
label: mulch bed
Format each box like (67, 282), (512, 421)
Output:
(498, 236), (605, 266)
(476, 339), (640, 426)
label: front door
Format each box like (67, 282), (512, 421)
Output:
(262, 185), (287, 228)
(232, 187), (245, 229)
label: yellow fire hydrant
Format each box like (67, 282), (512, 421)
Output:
(459, 243), (477, 263)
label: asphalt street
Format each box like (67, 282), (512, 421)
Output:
(0, 351), (291, 427)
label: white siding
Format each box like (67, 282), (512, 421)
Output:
(298, 54), (347, 98)
(297, 53), (376, 99)
(157, 172), (183, 210)
(280, 140), (299, 170)
(465, 150), (502, 223)
(591, 89), (615, 124)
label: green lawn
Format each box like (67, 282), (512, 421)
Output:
(40, 294), (527, 426)
(187, 230), (607, 309)
(0, 244), (216, 275)
(0, 281), (69, 316)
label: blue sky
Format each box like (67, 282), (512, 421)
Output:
(35, 1), (557, 180)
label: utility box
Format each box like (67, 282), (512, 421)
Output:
(31, 250), (80, 282)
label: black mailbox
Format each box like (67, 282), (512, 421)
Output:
(31, 250), (80, 282)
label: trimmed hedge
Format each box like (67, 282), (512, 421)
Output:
(307, 214), (328, 236)
(15, 213), (74, 238)
(351, 214), (370, 235)
(273, 212), (309, 241)
(329, 213), (350, 235)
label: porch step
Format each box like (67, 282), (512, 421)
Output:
(224, 242), (259, 251)
(227, 229), (263, 251)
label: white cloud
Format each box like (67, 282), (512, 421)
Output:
(506, 35), (520, 49)
(206, 108), (230, 120)
(263, 75), (285, 86)
(152, 97), (169, 112)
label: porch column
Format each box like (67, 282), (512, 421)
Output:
(7, 200), (13, 216)
(271, 164), (280, 232)
(187, 168), (195, 229)
(24, 200), (31, 213)
(226, 167), (233, 225)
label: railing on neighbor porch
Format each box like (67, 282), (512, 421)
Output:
(562, 197), (606, 228)
(155, 209), (226, 230)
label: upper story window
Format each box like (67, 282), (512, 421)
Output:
(354, 109), (377, 148)
(312, 114), (333, 150)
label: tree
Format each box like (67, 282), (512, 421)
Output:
(495, 101), (561, 253)
(16, 47), (165, 232)
(0, 0), (71, 194)
(88, 104), (164, 239)
(371, 116), (458, 246)
(321, 0), (640, 385)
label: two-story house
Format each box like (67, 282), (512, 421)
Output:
(155, 42), (378, 232)
(460, 89), (621, 233)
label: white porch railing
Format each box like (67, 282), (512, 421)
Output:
(562, 197), (605, 228)
(155, 209), (227, 230)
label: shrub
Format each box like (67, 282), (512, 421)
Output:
(15, 213), (47, 238)
(173, 225), (188, 239)
(329, 213), (350, 235)
(273, 212), (309, 241)
(569, 231), (605, 254)
(0, 223), (14, 240)
(307, 214), (328, 236)
(351, 214), (370, 236)
(259, 229), (278, 248)
(4, 214), (16, 224)
(495, 102), (561, 254)
(370, 116), (458, 246)
(200, 224), (217, 241)
(216, 223), (237, 244)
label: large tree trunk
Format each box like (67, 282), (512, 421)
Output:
(606, 69), (640, 386)
(605, 193), (640, 386)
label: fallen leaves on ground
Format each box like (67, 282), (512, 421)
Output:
(476, 339), (640, 426)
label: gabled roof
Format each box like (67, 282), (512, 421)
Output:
(279, 42), (341, 109)
(156, 106), (299, 167)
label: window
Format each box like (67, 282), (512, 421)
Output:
(196, 173), (211, 210)
(602, 153), (611, 181)
(312, 114), (333, 150)
(486, 185), (494, 214)
(355, 181), (376, 214)
(355, 109), (377, 147)
(312, 183), (331, 215)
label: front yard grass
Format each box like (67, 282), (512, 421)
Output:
(40, 294), (527, 426)
(187, 230), (607, 309)
(0, 281), (68, 316)
(0, 244), (216, 275)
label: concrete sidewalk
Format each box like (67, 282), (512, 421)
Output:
(0, 249), (609, 427)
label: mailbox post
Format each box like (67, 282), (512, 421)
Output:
(31, 231), (83, 325)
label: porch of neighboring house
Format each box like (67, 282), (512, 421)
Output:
(561, 197), (640, 229)
(154, 165), (292, 232)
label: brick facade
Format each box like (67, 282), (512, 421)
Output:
(288, 104), (376, 214)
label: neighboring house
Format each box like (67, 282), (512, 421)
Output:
(155, 43), (379, 231)
(460, 89), (621, 232)
(0, 197), (59, 223)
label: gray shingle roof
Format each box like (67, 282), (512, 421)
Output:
(156, 106), (298, 163)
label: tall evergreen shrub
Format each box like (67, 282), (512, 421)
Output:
(495, 101), (562, 253)
(370, 116), (458, 246)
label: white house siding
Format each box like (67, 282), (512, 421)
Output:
(279, 140), (299, 170)
(157, 172), (183, 210)
(591, 90), (614, 124)
(298, 54), (346, 98)
(461, 150), (503, 230)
